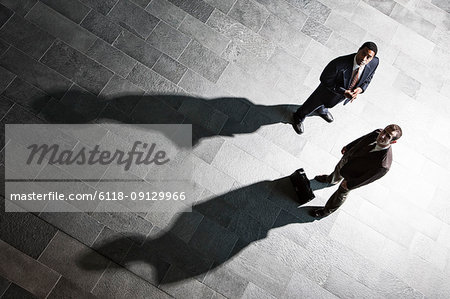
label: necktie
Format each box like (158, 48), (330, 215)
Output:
(348, 67), (360, 90)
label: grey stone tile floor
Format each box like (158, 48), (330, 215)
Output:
(1, 0), (450, 297)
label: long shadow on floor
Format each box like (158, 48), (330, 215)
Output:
(78, 176), (322, 284)
(37, 90), (298, 146)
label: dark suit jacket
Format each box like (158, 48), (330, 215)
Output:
(340, 129), (392, 190)
(308, 53), (379, 108)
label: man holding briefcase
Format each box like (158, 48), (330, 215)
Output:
(310, 124), (402, 218)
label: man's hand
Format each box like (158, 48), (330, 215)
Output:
(344, 87), (363, 102)
(344, 90), (353, 99)
(341, 146), (347, 154)
(349, 87), (363, 102)
(340, 180), (349, 190)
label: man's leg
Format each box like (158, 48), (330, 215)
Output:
(294, 99), (324, 123)
(310, 185), (350, 218)
(323, 186), (350, 214)
(315, 157), (347, 184)
(292, 98), (325, 134)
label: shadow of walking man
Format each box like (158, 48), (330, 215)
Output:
(38, 89), (298, 146)
(78, 176), (321, 284)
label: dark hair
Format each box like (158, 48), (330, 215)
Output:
(359, 41), (378, 55)
(388, 124), (402, 141)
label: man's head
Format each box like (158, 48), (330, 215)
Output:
(356, 42), (377, 66)
(376, 124), (402, 147)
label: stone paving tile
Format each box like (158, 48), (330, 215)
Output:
(179, 40), (228, 83)
(414, 0), (450, 31)
(26, 2), (97, 53)
(227, 244), (295, 297)
(0, 66), (15, 93)
(350, 1), (399, 43)
(38, 231), (109, 290)
(203, 264), (249, 298)
(0, 47), (72, 98)
(391, 24), (435, 64)
(2, 77), (51, 113)
(113, 30), (162, 69)
(0, 3), (12, 27)
(133, 0), (151, 8)
(93, 263), (172, 298)
(0, 239), (61, 298)
(324, 12), (366, 45)
(178, 14), (230, 55)
(47, 276), (97, 299)
(324, 266), (381, 298)
(152, 54), (187, 84)
(324, 32), (359, 58)
(41, 40), (114, 95)
(0, 37), (8, 55)
(146, 0), (187, 28)
(228, 0), (270, 33)
(89, 204), (154, 244)
(431, 0), (450, 13)
(79, 0), (118, 15)
(160, 265), (214, 298)
(147, 21), (191, 58)
(301, 17), (332, 44)
(390, 3), (436, 39)
(167, 0), (214, 23)
(206, 9), (275, 59)
(0, 14), (55, 60)
(204, 0), (235, 14)
(2, 282), (40, 299)
(212, 141), (280, 185)
(363, 0), (396, 15)
(40, 0), (91, 24)
(91, 226), (134, 264)
(0, 278), (11, 298)
(0, 98), (13, 122)
(127, 63), (183, 94)
(99, 74), (144, 103)
(0, 0), (36, 16)
(0, 203), (58, 259)
(318, 0), (359, 19)
(241, 282), (277, 299)
(284, 0), (331, 24)
(179, 99), (228, 133)
(86, 39), (136, 78)
(409, 232), (449, 271)
(178, 69), (229, 98)
(255, 0), (307, 30)
(283, 271), (337, 299)
(188, 217), (239, 263)
(259, 14), (310, 59)
(357, 200), (415, 248)
(393, 71), (421, 99)
(80, 9), (124, 44)
(108, 0), (159, 39)
(1, 101), (46, 124)
(39, 205), (104, 246)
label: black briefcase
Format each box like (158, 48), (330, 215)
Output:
(290, 168), (315, 204)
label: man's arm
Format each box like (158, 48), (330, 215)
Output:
(319, 57), (345, 95)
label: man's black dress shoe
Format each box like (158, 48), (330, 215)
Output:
(292, 113), (304, 134)
(309, 208), (328, 218)
(314, 175), (329, 183)
(319, 112), (334, 123)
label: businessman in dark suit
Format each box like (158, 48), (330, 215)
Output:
(293, 42), (379, 134)
(310, 124), (402, 218)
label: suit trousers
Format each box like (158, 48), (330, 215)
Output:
(323, 157), (350, 214)
(294, 97), (329, 122)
